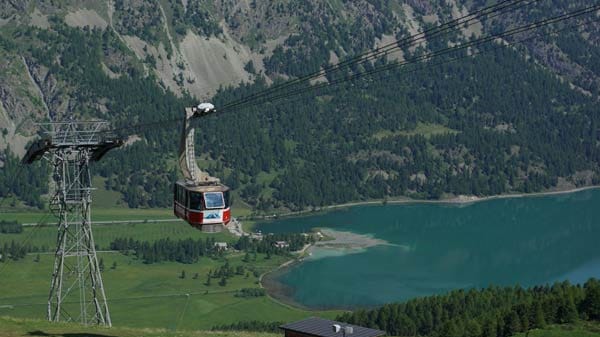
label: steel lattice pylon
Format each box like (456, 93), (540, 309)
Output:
(23, 120), (123, 326)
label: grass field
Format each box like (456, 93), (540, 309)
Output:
(0, 180), (338, 332)
(92, 176), (127, 208)
(0, 207), (175, 223)
(0, 221), (237, 249)
(0, 251), (341, 330)
(0, 316), (279, 337)
(0, 203), (340, 330)
(373, 122), (459, 140)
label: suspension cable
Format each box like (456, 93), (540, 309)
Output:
(218, 0), (540, 112)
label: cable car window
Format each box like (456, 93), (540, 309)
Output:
(204, 192), (224, 209)
(189, 192), (203, 210)
(224, 190), (231, 207)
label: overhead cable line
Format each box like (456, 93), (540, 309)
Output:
(108, 0), (537, 136)
(220, 3), (600, 113)
(108, 117), (182, 136)
(218, 0), (540, 112)
(109, 3), (599, 137)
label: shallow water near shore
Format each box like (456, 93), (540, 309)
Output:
(257, 189), (600, 309)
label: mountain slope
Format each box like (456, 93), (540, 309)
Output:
(0, 0), (599, 211)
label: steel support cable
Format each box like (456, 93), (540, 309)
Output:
(105, 0), (534, 136)
(108, 117), (182, 136)
(226, 4), (600, 110)
(224, 4), (600, 113)
(234, 18), (597, 113)
(218, 0), (539, 112)
(106, 3), (599, 138)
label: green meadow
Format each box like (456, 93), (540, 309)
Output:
(0, 187), (339, 331)
(0, 207), (174, 224)
(0, 221), (234, 249)
(0, 247), (340, 330)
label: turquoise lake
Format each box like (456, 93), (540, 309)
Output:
(256, 189), (600, 309)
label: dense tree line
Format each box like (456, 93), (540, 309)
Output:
(110, 233), (312, 264)
(109, 237), (219, 264)
(113, 0), (168, 48)
(337, 279), (600, 337)
(234, 288), (266, 298)
(0, 241), (47, 262)
(211, 320), (283, 333)
(0, 220), (22, 234)
(0, 148), (48, 209)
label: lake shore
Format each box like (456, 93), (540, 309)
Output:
(247, 185), (600, 221)
(257, 185), (600, 310)
(260, 228), (396, 310)
(316, 185), (600, 209)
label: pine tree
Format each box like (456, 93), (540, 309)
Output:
(465, 319), (482, 337)
(180, 270), (186, 279)
(582, 279), (600, 320)
(557, 295), (578, 323)
(505, 310), (522, 335)
(533, 302), (546, 328)
(99, 258), (105, 272)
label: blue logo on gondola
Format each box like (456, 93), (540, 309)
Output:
(205, 212), (220, 219)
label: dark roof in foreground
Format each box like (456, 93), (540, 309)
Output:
(280, 317), (385, 337)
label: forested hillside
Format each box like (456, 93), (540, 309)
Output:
(1, 0), (599, 211)
(338, 279), (600, 337)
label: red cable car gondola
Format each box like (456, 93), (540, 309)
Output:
(173, 103), (231, 232)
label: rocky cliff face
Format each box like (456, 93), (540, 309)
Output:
(0, 0), (598, 155)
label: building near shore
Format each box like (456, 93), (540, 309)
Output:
(250, 232), (263, 240)
(274, 241), (289, 248)
(280, 317), (385, 337)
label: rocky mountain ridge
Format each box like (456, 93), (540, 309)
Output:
(1, 1), (596, 155)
